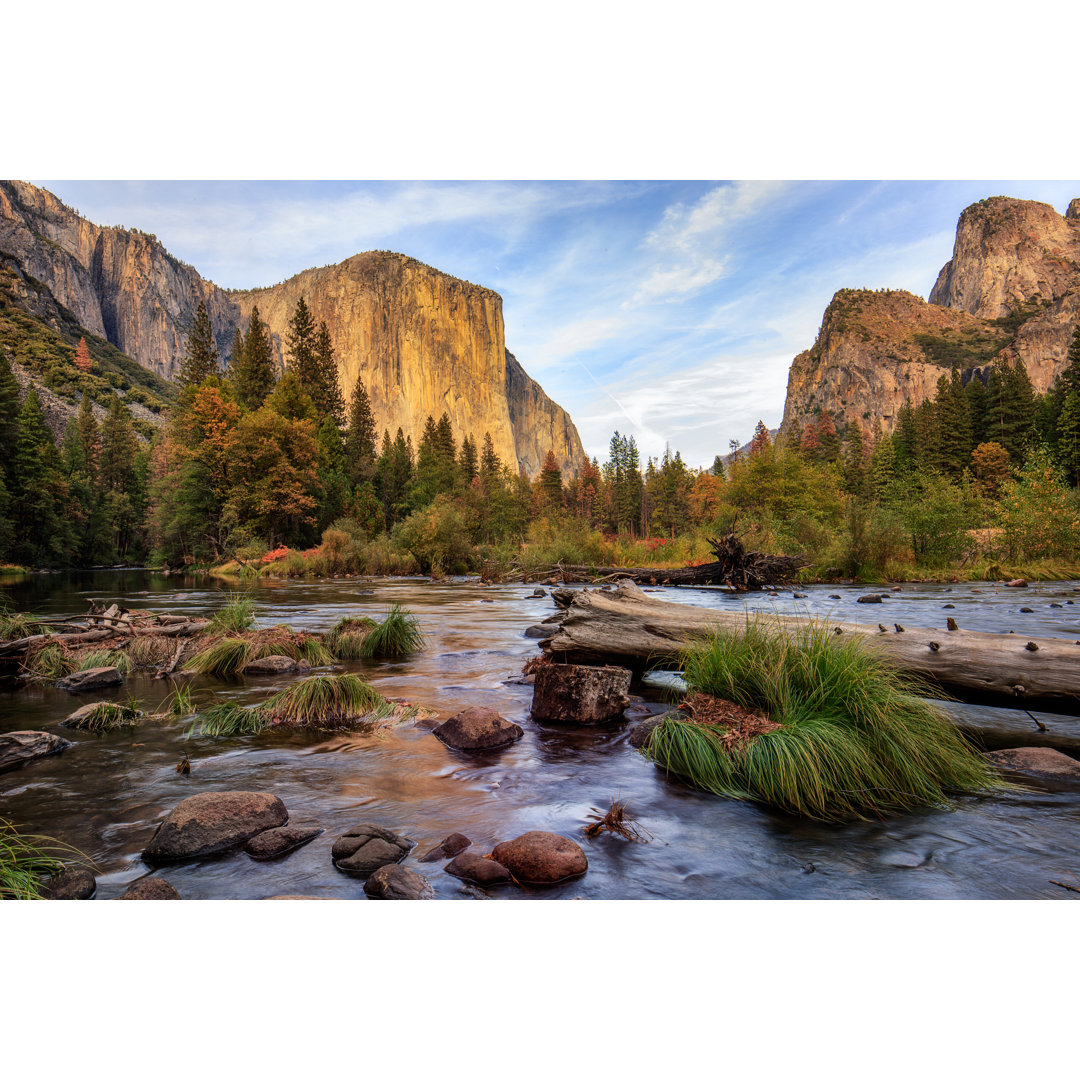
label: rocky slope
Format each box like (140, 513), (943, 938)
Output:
(0, 180), (585, 477)
(782, 196), (1080, 437)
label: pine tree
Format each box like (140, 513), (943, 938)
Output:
(74, 336), (92, 374)
(1059, 323), (1080, 399)
(234, 307), (277, 410)
(867, 434), (896, 499)
(480, 432), (501, 476)
(11, 389), (70, 564)
(99, 396), (138, 493)
(76, 392), (100, 485)
(178, 301), (219, 388)
(1057, 390), (1080, 487)
(344, 373), (378, 486)
(935, 367), (972, 477)
(538, 449), (563, 511)
(841, 420), (868, 495)
(285, 296), (319, 391)
(459, 435), (478, 484)
(312, 322), (346, 427)
(748, 420), (771, 455)
(0, 350), (20, 478)
(229, 326), (245, 378)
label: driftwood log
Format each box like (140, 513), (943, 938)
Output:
(540, 579), (1080, 714)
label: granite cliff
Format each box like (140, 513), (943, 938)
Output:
(0, 180), (585, 477)
(782, 196), (1080, 437)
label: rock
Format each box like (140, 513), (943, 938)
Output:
(891, 585), (903, 591)
(550, 589), (576, 609)
(792, 592), (807, 599)
(828, 594), (841, 600)
(445, 851), (513, 886)
(0, 730), (71, 774)
(332, 824), (414, 875)
(943, 603), (955, 609)
(491, 831), (588, 886)
(1006, 579), (1028, 588)
(142, 791), (289, 864)
(418, 832), (471, 863)
(531, 663), (632, 726)
(56, 666), (123, 691)
(529, 589), (546, 598)
(984, 747), (1080, 780)
(244, 826), (323, 861)
(856, 594), (883, 604)
(1019, 607), (1034, 613)
(241, 655), (311, 675)
(363, 864), (435, 900)
(118, 877), (180, 899)
(523, 624), (554, 639)
(41, 866), (96, 900)
(432, 706), (524, 752)
(628, 714), (667, 749)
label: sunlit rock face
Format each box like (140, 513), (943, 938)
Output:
(781, 196), (1080, 438)
(0, 181), (585, 477)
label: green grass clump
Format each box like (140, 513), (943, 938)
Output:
(184, 637), (250, 677)
(162, 682), (195, 718)
(262, 673), (385, 727)
(62, 701), (141, 733)
(0, 609), (42, 641)
(324, 616), (378, 659)
(0, 820), (86, 900)
(24, 643), (74, 679)
(77, 649), (133, 675)
(355, 605), (424, 659)
(644, 619), (1010, 822)
(187, 702), (269, 737)
(208, 594), (256, 634)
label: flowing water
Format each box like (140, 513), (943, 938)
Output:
(3, 571), (1080, 900)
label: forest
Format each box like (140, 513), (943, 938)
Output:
(2, 296), (1079, 583)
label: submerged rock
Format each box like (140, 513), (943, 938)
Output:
(856, 594), (884, 604)
(445, 851), (513, 886)
(1006, 579), (1028, 588)
(418, 832), (471, 863)
(56, 666), (123, 692)
(241, 655), (311, 675)
(143, 791), (289, 864)
(118, 877), (181, 899)
(0, 730), (71, 774)
(984, 747), (1080, 780)
(531, 663), (632, 726)
(363, 864), (435, 900)
(491, 831), (588, 885)
(244, 826), (323, 861)
(332, 824), (414, 875)
(41, 866), (96, 900)
(433, 706), (524, 752)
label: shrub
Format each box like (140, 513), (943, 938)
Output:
(208, 594), (256, 634)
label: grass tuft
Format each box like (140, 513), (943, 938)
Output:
(187, 702), (269, 737)
(0, 609), (43, 641)
(77, 649), (133, 675)
(24, 643), (75, 679)
(208, 594), (256, 634)
(183, 637), (250, 677)
(356, 605), (424, 658)
(262, 673), (385, 727)
(62, 701), (141, 733)
(643, 618), (1011, 821)
(0, 820), (87, 899)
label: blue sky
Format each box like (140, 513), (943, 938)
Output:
(37, 179), (1080, 468)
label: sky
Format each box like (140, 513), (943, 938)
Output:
(34, 179), (1080, 470)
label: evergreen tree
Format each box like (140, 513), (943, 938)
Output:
(234, 307), (277, 410)
(74, 336), (92, 374)
(312, 322), (346, 427)
(377, 427), (414, 526)
(1059, 323), (1080, 399)
(537, 450), (563, 512)
(11, 389), (70, 565)
(867, 433), (896, 500)
(344, 373), (378, 486)
(315, 417), (350, 531)
(480, 432), (501, 476)
(710, 454), (726, 479)
(285, 296), (319, 391)
(267, 369), (317, 422)
(99, 396), (138, 494)
(841, 420), (868, 496)
(748, 420), (771, 455)
(1057, 390), (1080, 488)
(178, 300), (219, 388)
(229, 326), (245, 381)
(893, 401), (918, 467)
(459, 435), (478, 484)
(935, 367), (972, 477)
(964, 371), (989, 444)
(0, 350), (20, 479)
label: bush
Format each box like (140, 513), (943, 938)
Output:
(394, 495), (476, 575)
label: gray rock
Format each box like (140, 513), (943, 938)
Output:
(332, 824), (414, 875)
(432, 707), (524, 752)
(363, 864), (435, 899)
(531, 663), (632, 726)
(491, 831), (588, 886)
(445, 851), (513, 886)
(118, 877), (180, 899)
(856, 594), (883, 604)
(241, 655), (311, 675)
(41, 866), (96, 900)
(56, 666), (123, 691)
(0, 730), (71, 774)
(143, 791), (289, 864)
(523, 624), (554, 639)
(628, 714), (668, 749)
(1019, 607), (1034, 613)
(244, 826), (323, 860)
(418, 832), (471, 862)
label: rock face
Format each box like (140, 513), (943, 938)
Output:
(142, 791), (289, 863)
(0, 181), (585, 478)
(363, 864), (435, 900)
(432, 706), (524, 751)
(781, 196), (1080, 439)
(531, 663), (632, 725)
(491, 831), (588, 886)
(0, 730), (71, 774)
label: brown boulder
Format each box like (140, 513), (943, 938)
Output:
(0, 730), (71, 774)
(1005, 579), (1028, 588)
(445, 851), (513, 886)
(241, 655), (311, 675)
(985, 747), (1080, 779)
(56, 666), (123, 691)
(531, 663), (631, 725)
(41, 866), (96, 900)
(363, 864), (435, 900)
(491, 831), (588, 885)
(118, 877), (180, 899)
(244, 826), (323, 860)
(432, 706), (524, 752)
(418, 832), (471, 862)
(142, 791), (289, 864)
(332, 824), (413, 875)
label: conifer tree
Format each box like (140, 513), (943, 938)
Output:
(178, 300), (219, 388)
(480, 432), (501, 477)
(286, 296), (319, 390)
(11, 389), (70, 564)
(99, 396), (138, 493)
(0, 350), (20, 478)
(867, 433), (896, 499)
(459, 435), (478, 484)
(74, 336), (92, 374)
(345, 373), (378, 486)
(312, 322), (346, 427)
(1057, 390), (1080, 487)
(538, 449), (563, 511)
(234, 307), (277, 410)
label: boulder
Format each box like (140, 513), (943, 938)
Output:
(1019, 607), (1034, 613)
(418, 832), (471, 863)
(363, 864), (435, 900)
(628, 714), (667, 749)
(241, 655), (311, 675)
(531, 663), (632, 726)
(0, 730), (71, 775)
(118, 877), (180, 899)
(529, 589), (546, 598)
(142, 791), (289, 864)
(1006, 579), (1028, 588)
(856, 594), (883, 604)
(432, 707), (524, 752)
(56, 666), (123, 692)
(984, 747), (1080, 780)
(491, 831), (588, 885)
(332, 824), (413, 875)
(244, 826), (323, 861)
(523, 624), (554, 639)
(41, 866), (96, 900)
(445, 851), (513, 886)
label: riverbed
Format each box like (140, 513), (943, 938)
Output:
(3, 571), (1080, 899)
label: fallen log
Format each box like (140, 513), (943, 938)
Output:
(0, 618), (210, 659)
(540, 580), (1080, 714)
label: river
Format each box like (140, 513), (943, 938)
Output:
(2, 571), (1080, 899)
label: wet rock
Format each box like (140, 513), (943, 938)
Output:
(332, 824), (414, 875)
(891, 585), (903, 591)
(491, 831), (588, 886)
(828, 594), (842, 600)
(1019, 607), (1034, 613)
(0, 730), (71, 774)
(41, 866), (96, 900)
(241, 655), (311, 675)
(56, 666), (123, 692)
(118, 877), (180, 899)
(523, 624), (554, 639)
(531, 663), (632, 726)
(529, 588), (546, 598)
(503, 674), (535, 686)
(418, 832), (471, 862)
(943, 603), (955, 609)
(857, 594), (884, 604)
(433, 706), (524, 751)
(628, 714), (668, 749)
(1050, 602), (1063, 608)
(143, 791), (289, 864)
(792, 592), (807, 599)
(445, 851), (513, 886)
(984, 747), (1080, 780)
(1005, 579), (1028, 588)
(244, 825), (323, 861)
(363, 864), (435, 900)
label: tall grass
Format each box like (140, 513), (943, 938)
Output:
(324, 616), (378, 659)
(0, 820), (85, 899)
(0, 609), (42, 642)
(24, 643), (75, 679)
(262, 673), (385, 726)
(184, 629), (336, 677)
(208, 594), (256, 634)
(187, 702), (269, 737)
(358, 605), (424, 658)
(184, 636), (250, 677)
(61, 701), (141, 733)
(77, 649), (133, 675)
(644, 619), (1010, 821)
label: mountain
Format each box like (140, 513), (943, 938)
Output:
(781, 196), (1080, 437)
(0, 180), (585, 477)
